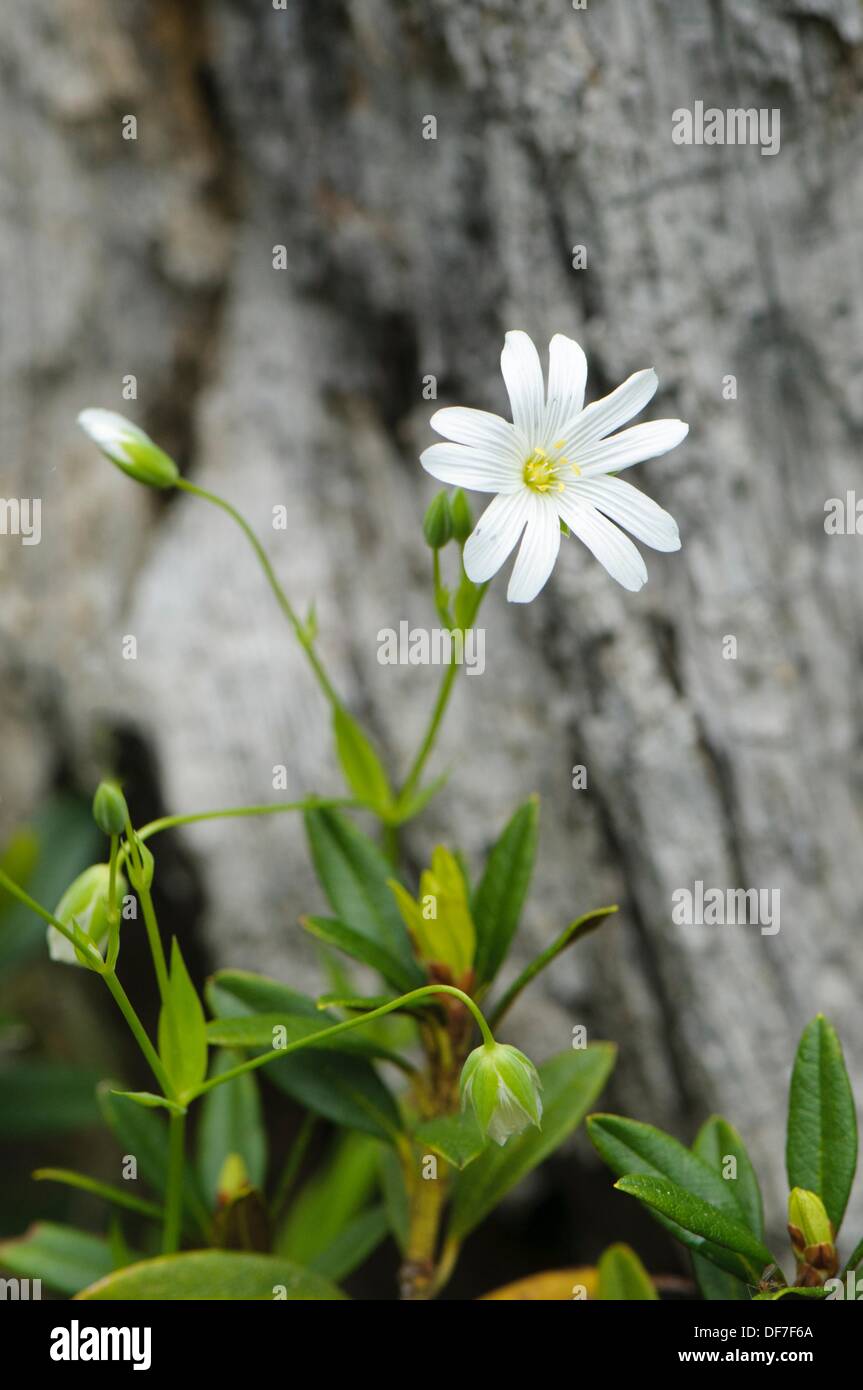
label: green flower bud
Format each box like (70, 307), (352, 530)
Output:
(787, 1188), (837, 1281)
(92, 780), (129, 837)
(423, 491), (453, 549)
(460, 1041), (542, 1146)
(449, 488), (473, 543)
(49, 863), (127, 968)
(78, 409), (179, 489)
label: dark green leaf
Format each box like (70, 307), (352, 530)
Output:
(197, 1050), (266, 1207)
(694, 1114), (764, 1239)
(205, 1010), (404, 1067)
(0, 1062), (102, 1139)
(786, 1015), (858, 1233)
(304, 808), (422, 992)
(98, 1084), (209, 1239)
(76, 1250), (347, 1301)
(311, 1205), (389, 1281)
(415, 1111), (486, 1170)
(449, 1044), (615, 1240)
(472, 797), (539, 984)
(0, 1222), (112, 1295)
(276, 1132), (379, 1264)
(301, 915), (418, 996)
(614, 1176), (776, 1283)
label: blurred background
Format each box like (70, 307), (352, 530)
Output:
(2, 0), (862, 1295)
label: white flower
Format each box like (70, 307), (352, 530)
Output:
(420, 331), (688, 602)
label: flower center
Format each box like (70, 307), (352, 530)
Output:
(522, 442), (581, 494)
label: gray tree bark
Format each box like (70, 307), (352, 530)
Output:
(3, 0), (863, 1250)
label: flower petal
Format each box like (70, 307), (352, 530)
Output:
(544, 333), (587, 444)
(420, 442), (522, 493)
(463, 490), (532, 583)
(557, 493), (648, 591)
(573, 477), (680, 552)
(559, 368), (658, 453)
(578, 419), (689, 476)
(507, 496), (561, 603)
(500, 330), (545, 443)
(430, 406), (523, 461)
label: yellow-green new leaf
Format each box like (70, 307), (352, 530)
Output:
(597, 1243), (658, 1300)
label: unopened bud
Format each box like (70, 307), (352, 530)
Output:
(78, 409), (179, 489)
(49, 863), (127, 968)
(92, 780), (129, 837)
(449, 488), (473, 543)
(423, 491), (453, 549)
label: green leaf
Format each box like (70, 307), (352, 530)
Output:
(207, 980), (403, 1143)
(0, 1061), (103, 1139)
(693, 1115), (764, 1239)
(311, 1205), (389, 1281)
(98, 1084), (209, 1238)
(205, 1010), (404, 1066)
(786, 1014), (858, 1233)
(614, 1176), (776, 1282)
(76, 1251), (347, 1301)
(158, 938), (208, 1099)
(449, 1044), (615, 1240)
(488, 904), (618, 1026)
(415, 1111), (487, 1170)
(0, 1222), (112, 1295)
(752, 1285), (830, 1301)
(588, 1112), (762, 1282)
(304, 808), (423, 993)
(392, 771), (449, 825)
(332, 707), (394, 817)
(472, 797), (539, 984)
(110, 1090), (187, 1114)
(378, 1146), (410, 1253)
(276, 1132), (380, 1264)
(32, 1168), (163, 1220)
(197, 1050), (266, 1207)
(597, 1243), (658, 1300)
(301, 915), (419, 997)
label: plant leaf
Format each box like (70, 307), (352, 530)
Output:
(480, 1267), (599, 1300)
(693, 1114), (764, 1239)
(786, 1014), (858, 1233)
(449, 1044), (615, 1240)
(597, 1243), (658, 1300)
(76, 1251), (347, 1301)
(110, 1090), (187, 1114)
(472, 797), (539, 984)
(276, 1132), (380, 1264)
(158, 938), (208, 1099)
(98, 1084), (209, 1239)
(0, 1061), (103, 1139)
(204, 1010), (403, 1065)
(614, 1176), (776, 1283)
(304, 808), (423, 991)
(311, 1205), (389, 1281)
(0, 1222), (112, 1295)
(300, 915), (418, 997)
(197, 1050), (267, 1207)
(32, 1168), (162, 1221)
(207, 980), (403, 1143)
(488, 904), (618, 1026)
(415, 1112), (487, 1170)
(332, 707), (394, 817)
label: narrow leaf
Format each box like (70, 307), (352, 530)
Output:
(472, 797), (539, 984)
(597, 1243), (657, 1300)
(786, 1014), (858, 1232)
(0, 1222), (112, 1295)
(32, 1168), (163, 1221)
(615, 1175), (776, 1282)
(197, 1050), (267, 1207)
(158, 938), (208, 1098)
(333, 707), (394, 816)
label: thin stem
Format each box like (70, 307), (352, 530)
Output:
(33, 1168), (163, 1221)
(0, 866), (92, 959)
(133, 797), (359, 846)
(398, 579), (487, 805)
(270, 1114), (316, 1225)
(125, 818), (170, 1003)
(176, 478), (340, 709)
(102, 970), (174, 1097)
(163, 1110), (186, 1254)
(191, 984), (494, 1100)
(106, 834), (121, 972)
(488, 905), (619, 1028)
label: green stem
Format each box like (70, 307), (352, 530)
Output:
(163, 1109), (186, 1254)
(132, 797), (358, 846)
(102, 970), (174, 1097)
(270, 1115), (316, 1225)
(33, 1168), (163, 1221)
(176, 478), (340, 709)
(125, 817), (170, 1003)
(398, 579), (487, 805)
(191, 985), (494, 1100)
(488, 905), (619, 1028)
(0, 866), (94, 960)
